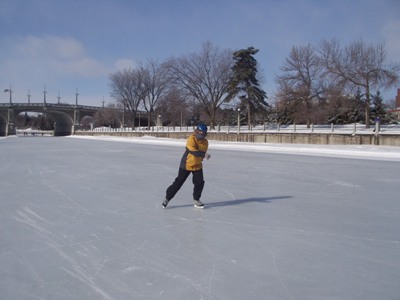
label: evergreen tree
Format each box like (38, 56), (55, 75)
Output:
(348, 89), (365, 123)
(371, 91), (389, 123)
(228, 47), (268, 128)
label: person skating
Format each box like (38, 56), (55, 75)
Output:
(163, 123), (211, 208)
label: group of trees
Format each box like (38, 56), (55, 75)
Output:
(15, 39), (399, 131)
(274, 39), (399, 128)
(106, 42), (268, 130)
(102, 39), (399, 130)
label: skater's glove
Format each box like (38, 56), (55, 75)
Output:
(205, 153), (211, 160)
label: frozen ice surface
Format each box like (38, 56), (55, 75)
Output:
(1, 136), (399, 300)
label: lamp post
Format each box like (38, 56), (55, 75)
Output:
(73, 88), (79, 134)
(43, 85), (47, 105)
(3, 85), (14, 135)
(122, 105), (125, 128)
(180, 110), (183, 131)
(4, 85), (12, 104)
(75, 88), (79, 107)
(237, 108), (241, 133)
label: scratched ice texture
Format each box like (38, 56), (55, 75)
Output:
(1, 136), (399, 300)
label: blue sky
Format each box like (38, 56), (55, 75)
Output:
(0, 0), (399, 107)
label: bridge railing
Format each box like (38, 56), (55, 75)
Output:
(0, 103), (102, 110)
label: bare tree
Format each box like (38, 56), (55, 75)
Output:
(93, 103), (122, 128)
(273, 82), (304, 124)
(166, 41), (234, 129)
(140, 60), (171, 128)
(109, 68), (146, 129)
(157, 88), (189, 126)
(275, 44), (324, 127)
(319, 39), (399, 128)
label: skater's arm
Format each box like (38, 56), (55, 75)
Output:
(186, 135), (208, 158)
(186, 147), (206, 158)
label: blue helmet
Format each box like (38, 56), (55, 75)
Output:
(196, 123), (208, 133)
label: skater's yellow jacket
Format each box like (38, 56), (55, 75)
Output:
(179, 133), (209, 171)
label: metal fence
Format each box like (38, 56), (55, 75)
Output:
(90, 123), (400, 135)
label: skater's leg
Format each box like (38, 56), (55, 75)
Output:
(166, 168), (190, 201)
(192, 169), (205, 201)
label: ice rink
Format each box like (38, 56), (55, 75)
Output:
(1, 136), (399, 300)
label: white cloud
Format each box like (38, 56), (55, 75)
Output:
(114, 58), (136, 71)
(19, 35), (84, 59)
(53, 56), (109, 77)
(0, 35), (111, 104)
(2, 35), (109, 78)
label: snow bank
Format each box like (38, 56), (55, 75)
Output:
(69, 135), (400, 161)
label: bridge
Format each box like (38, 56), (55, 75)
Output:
(0, 102), (101, 136)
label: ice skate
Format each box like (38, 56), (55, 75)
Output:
(193, 199), (204, 208)
(162, 198), (169, 208)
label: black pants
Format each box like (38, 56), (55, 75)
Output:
(166, 168), (205, 201)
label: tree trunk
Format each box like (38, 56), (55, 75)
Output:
(247, 104), (252, 130)
(147, 111), (152, 128)
(365, 86), (371, 128)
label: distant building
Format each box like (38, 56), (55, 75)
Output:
(388, 88), (400, 120)
(397, 88), (400, 108)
